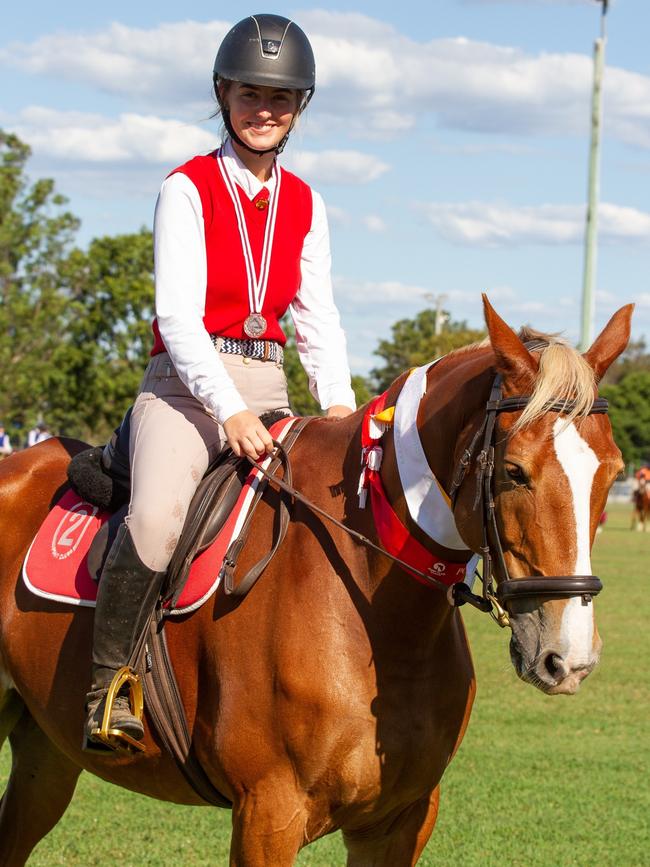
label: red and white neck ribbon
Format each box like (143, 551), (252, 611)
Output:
(394, 361), (468, 551)
(358, 385), (479, 589)
(217, 146), (282, 317)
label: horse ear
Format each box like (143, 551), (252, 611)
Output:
(583, 304), (634, 383)
(483, 294), (538, 385)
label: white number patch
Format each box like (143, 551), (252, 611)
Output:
(51, 501), (98, 560)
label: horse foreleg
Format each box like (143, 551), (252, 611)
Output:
(343, 788), (441, 867)
(229, 782), (306, 867)
(0, 708), (81, 866)
(0, 689), (23, 749)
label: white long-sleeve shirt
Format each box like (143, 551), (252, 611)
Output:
(153, 139), (356, 425)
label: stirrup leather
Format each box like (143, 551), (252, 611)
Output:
(90, 666), (146, 753)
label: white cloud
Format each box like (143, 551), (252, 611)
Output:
(1, 21), (228, 115)
(417, 200), (650, 246)
(325, 204), (351, 226)
(334, 276), (430, 306)
(463, 0), (595, 5)
(285, 149), (389, 185)
(3, 15), (649, 148)
(600, 203), (650, 241)
(11, 107), (215, 164)
(8, 108), (389, 192)
(301, 11), (650, 147)
(362, 215), (387, 233)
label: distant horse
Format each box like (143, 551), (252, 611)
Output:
(632, 476), (650, 531)
(0, 298), (631, 866)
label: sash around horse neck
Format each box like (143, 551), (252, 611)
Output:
(359, 364), (478, 590)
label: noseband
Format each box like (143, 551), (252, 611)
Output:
(449, 369), (608, 627)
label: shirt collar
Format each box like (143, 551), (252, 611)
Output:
(222, 137), (278, 199)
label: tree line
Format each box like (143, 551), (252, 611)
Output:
(1, 130), (648, 466)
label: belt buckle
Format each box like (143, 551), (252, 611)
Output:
(241, 340), (252, 365)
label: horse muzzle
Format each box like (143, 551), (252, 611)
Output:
(503, 576), (603, 695)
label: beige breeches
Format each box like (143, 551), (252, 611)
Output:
(127, 350), (290, 570)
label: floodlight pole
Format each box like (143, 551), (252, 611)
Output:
(579, 1), (608, 352)
(423, 292), (448, 335)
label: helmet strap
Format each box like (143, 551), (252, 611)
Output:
(221, 108), (279, 156)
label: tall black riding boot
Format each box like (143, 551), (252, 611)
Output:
(84, 523), (166, 750)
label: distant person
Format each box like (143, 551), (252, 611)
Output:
(27, 422), (52, 446)
(0, 426), (12, 459)
(631, 462), (650, 531)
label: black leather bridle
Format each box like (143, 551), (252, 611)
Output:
(244, 359), (610, 630)
(448, 370), (608, 627)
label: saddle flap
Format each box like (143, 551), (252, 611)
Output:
(162, 453), (248, 605)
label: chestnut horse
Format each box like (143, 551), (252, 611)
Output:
(0, 299), (631, 866)
(632, 477), (650, 531)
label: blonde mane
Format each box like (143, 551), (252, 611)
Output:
(512, 328), (596, 431)
(446, 327), (596, 429)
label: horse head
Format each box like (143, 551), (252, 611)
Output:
(452, 298), (632, 695)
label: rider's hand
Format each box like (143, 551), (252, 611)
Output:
(223, 410), (274, 462)
(326, 405), (354, 419)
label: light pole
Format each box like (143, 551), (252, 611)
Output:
(579, 0), (609, 352)
(423, 293), (448, 336)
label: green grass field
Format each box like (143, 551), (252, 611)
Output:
(2, 503), (648, 865)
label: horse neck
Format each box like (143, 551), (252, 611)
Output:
(418, 350), (495, 491)
(378, 349), (494, 521)
(354, 351), (494, 646)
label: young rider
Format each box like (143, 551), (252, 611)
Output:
(84, 14), (356, 748)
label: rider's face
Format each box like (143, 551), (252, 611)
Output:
(222, 82), (299, 152)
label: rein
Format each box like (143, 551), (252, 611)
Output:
(249, 363), (609, 629)
(248, 445), (455, 595)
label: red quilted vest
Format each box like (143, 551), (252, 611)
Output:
(151, 150), (313, 353)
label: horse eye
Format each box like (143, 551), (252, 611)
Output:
(505, 462), (527, 484)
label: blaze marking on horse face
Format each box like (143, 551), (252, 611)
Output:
(553, 419), (599, 665)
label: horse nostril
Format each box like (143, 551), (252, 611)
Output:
(543, 652), (567, 680)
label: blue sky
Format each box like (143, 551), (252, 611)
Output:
(2, 0), (648, 376)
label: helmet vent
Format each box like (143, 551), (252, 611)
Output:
(262, 39), (281, 57)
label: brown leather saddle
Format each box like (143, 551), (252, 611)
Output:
(68, 408), (309, 607)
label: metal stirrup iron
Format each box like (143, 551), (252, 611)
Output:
(90, 666), (146, 753)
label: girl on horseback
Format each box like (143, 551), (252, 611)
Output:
(84, 14), (355, 748)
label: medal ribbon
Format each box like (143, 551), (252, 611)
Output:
(217, 146), (281, 317)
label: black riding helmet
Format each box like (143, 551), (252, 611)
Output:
(213, 14), (316, 155)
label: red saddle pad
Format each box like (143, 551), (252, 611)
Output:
(23, 417), (298, 615)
